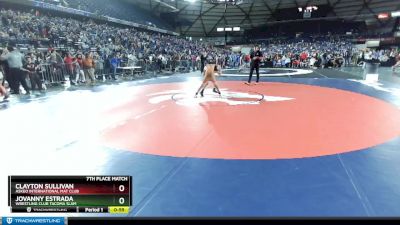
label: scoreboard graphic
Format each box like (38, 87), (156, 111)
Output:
(8, 176), (132, 213)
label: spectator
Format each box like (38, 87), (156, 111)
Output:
(24, 57), (43, 92)
(64, 52), (75, 85)
(110, 53), (120, 81)
(104, 54), (112, 80)
(94, 54), (104, 81)
(82, 52), (95, 85)
(74, 53), (85, 83)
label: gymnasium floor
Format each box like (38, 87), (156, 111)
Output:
(1, 67), (400, 216)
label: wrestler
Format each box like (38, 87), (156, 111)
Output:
(195, 59), (222, 97)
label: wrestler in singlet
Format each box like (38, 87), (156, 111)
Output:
(195, 60), (222, 97)
(203, 64), (219, 82)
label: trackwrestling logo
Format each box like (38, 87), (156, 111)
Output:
(147, 89), (294, 106)
(2, 218), (64, 225)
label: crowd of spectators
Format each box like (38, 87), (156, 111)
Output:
(223, 36), (399, 70)
(0, 8), (211, 57)
(0, 8), (228, 97)
(260, 36), (354, 68)
(36, 0), (168, 29)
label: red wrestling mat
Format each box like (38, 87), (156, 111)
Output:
(100, 81), (400, 159)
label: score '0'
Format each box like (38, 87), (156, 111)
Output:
(118, 185), (125, 205)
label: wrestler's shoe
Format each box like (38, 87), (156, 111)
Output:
(200, 89), (205, 97)
(3, 92), (10, 100)
(213, 88), (221, 96)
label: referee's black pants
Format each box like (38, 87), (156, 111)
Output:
(248, 63), (260, 83)
(200, 62), (205, 73)
(9, 68), (30, 94)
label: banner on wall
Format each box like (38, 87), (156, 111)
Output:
(355, 44), (367, 50)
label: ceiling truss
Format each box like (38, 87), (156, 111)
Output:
(126, 0), (400, 36)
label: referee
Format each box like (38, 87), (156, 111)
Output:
(0, 46), (30, 94)
(200, 51), (207, 74)
(245, 46), (263, 85)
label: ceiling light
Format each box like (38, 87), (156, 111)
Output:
(392, 11), (400, 17)
(378, 13), (389, 19)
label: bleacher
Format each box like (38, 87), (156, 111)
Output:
(39, 0), (172, 30)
